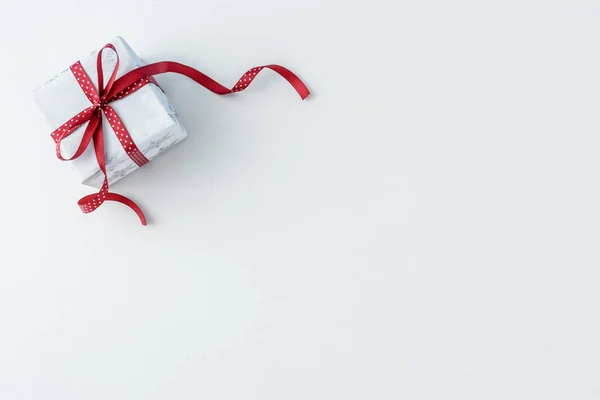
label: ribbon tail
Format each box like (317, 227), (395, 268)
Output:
(77, 192), (147, 225)
(107, 61), (310, 100)
(55, 111), (99, 161)
(263, 64), (310, 100)
(106, 193), (147, 225)
(76, 114), (147, 225)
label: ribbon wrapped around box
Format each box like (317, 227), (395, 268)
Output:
(33, 37), (309, 225)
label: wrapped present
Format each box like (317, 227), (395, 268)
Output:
(34, 37), (309, 225)
(34, 37), (187, 189)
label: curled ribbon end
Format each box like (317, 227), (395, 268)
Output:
(105, 193), (147, 226)
(129, 205), (147, 225)
(296, 84), (310, 100)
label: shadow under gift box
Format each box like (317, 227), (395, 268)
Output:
(33, 36), (188, 189)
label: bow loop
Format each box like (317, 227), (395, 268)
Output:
(96, 44), (120, 98)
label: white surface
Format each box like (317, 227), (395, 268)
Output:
(1, 1), (599, 399)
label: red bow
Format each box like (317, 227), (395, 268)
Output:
(50, 43), (310, 225)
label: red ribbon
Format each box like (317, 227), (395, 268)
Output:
(51, 44), (310, 225)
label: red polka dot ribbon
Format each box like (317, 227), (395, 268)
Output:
(51, 43), (310, 225)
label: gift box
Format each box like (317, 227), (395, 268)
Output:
(34, 37), (309, 224)
(34, 37), (187, 188)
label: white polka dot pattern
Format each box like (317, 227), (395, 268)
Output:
(103, 105), (148, 166)
(112, 76), (157, 100)
(68, 58), (151, 167)
(231, 67), (264, 92)
(78, 180), (109, 213)
(51, 106), (96, 160)
(70, 61), (100, 104)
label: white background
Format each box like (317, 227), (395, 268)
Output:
(1, 0), (599, 399)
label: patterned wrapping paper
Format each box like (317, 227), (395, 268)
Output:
(33, 37), (188, 188)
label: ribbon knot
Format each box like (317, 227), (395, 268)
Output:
(94, 99), (108, 109)
(50, 42), (310, 225)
